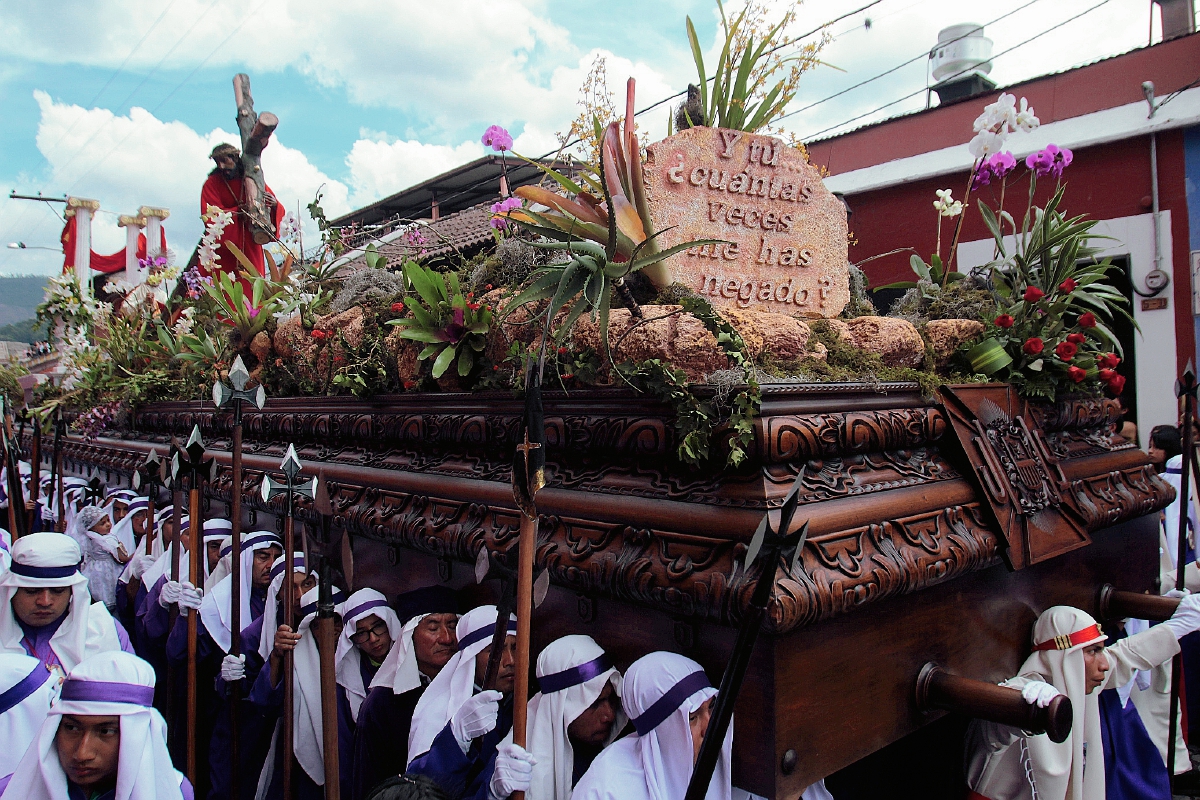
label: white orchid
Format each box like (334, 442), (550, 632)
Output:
(1015, 97), (1039, 132)
(934, 189), (965, 218)
(970, 92), (1038, 159)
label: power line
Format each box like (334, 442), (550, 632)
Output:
(798, 0), (1116, 142)
(777, 0), (1044, 124)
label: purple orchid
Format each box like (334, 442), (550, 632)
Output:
(1025, 144), (1073, 179)
(243, 298), (261, 320)
(439, 306), (467, 344)
(972, 151), (1018, 190)
(481, 125), (513, 152)
(489, 197), (522, 230)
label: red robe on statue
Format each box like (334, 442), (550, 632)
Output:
(199, 170), (285, 280)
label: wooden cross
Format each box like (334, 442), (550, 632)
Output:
(232, 74), (278, 244)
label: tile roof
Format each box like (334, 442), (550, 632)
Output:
(339, 202), (495, 272)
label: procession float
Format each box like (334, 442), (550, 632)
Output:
(7, 6), (1173, 797)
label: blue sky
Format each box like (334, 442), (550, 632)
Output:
(0, 0), (1165, 275)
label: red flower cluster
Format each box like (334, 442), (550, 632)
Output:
(1097, 352), (1124, 395)
(1098, 353), (1120, 369)
(1066, 333), (1086, 344)
(391, 302), (405, 312)
(1023, 337), (1044, 355)
(1078, 312), (1097, 328)
(467, 302), (481, 311)
(1059, 278), (1078, 293)
(1067, 366), (1087, 383)
(995, 314), (1014, 328)
(403, 379), (417, 390)
(1023, 287), (1045, 303)
(311, 329), (329, 340)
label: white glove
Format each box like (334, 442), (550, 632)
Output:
(129, 554), (156, 580)
(450, 690), (503, 753)
(159, 580), (182, 608)
(1165, 593), (1200, 639)
(488, 742), (535, 800)
(1166, 588), (1190, 599)
(220, 654), (246, 682)
(99, 533), (123, 559)
(1021, 680), (1062, 708)
(177, 581), (203, 613)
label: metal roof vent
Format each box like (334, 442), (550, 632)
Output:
(930, 24), (997, 105)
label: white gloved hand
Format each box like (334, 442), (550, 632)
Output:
(1166, 593), (1200, 639)
(1021, 680), (1062, 708)
(450, 690), (503, 753)
(129, 553), (156, 580)
(177, 581), (203, 613)
(99, 533), (123, 559)
(488, 742), (535, 800)
(220, 654), (246, 682)
(159, 580), (182, 608)
(1166, 588), (1191, 599)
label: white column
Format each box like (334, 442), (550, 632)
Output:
(118, 214), (145, 285)
(139, 205), (170, 264)
(67, 197), (100, 298)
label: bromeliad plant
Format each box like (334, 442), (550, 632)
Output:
(388, 261), (493, 379)
(966, 186), (1129, 400)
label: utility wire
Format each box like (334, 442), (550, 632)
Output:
(799, 0), (1115, 141)
(777, 0), (1044, 124)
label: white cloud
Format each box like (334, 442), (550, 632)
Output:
(0, 92), (351, 275)
(345, 138), (486, 210)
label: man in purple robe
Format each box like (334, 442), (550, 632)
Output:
(351, 586), (459, 799)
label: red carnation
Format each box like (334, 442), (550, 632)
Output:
(1059, 278), (1078, 293)
(311, 329), (327, 340)
(467, 302), (481, 311)
(1098, 368), (1116, 382)
(561, 373), (574, 380)
(1099, 353), (1120, 369)
(1106, 374), (1126, 395)
(994, 314), (1014, 328)
(403, 379), (416, 390)
(1066, 333), (1086, 344)
(1054, 341), (1078, 361)
(1078, 312), (1097, 328)
(1023, 337), (1044, 355)
(1023, 287), (1045, 302)
(1067, 366), (1087, 383)
(486, 284), (494, 290)
(391, 302), (405, 312)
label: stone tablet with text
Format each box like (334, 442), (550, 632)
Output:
(644, 127), (849, 317)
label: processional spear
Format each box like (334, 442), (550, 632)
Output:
(163, 441), (184, 742)
(51, 410), (65, 532)
(1169, 361), (1197, 783)
(172, 426), (213, 788)
(312, 474), (341, 800)
(683, 472), (810, 800)
(213, 354), (266, 800)
(261, 444), (316, 800)
(0, 397), (28, 538)
(130, 450), (163, 614)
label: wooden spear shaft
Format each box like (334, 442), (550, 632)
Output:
(187, 483), (202, 786)
(28, 422), (40, 532)
(511, 511), (537, 800)
(165, 485), (183, 742)
(283, 513), (296, 800)
(229, 416), (244, 800)
(314, 582), (340, 800)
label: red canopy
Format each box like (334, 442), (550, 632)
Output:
(60, 215), (168, 275)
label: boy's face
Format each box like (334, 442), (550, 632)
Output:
(56, 714), (120, 790)
(1082, 643), (1110, 694)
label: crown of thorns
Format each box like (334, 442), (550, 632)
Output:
(210, 143), (240, 161)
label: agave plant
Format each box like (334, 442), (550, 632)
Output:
(387, 262), (492, 379)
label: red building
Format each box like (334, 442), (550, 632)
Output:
(809, 30), (1200, 443)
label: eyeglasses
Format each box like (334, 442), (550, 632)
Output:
(350, 621), (390, 644)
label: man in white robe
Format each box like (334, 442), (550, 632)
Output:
(0, 653), (55, 780)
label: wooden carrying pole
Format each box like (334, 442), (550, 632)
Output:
(314, 557), (340, 800)
(915, 664), (1073, 742)
(52, 412), (64, 532)
(27, 419), (40, 532)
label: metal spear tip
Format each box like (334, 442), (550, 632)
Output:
(475, 547), (491, 585)
(229, 355), (251, 391)
(170, 452), (181, 481)
(143, 449), (160, 468)
(252, 384), (267, 409)
(260, 476), (274, 503)
(313, 469), (332, 516)
(185, 424), (205, 456)
(212, 381), (232, 408)
(297, 475), (317, 500)
(280, 443), (302, 480)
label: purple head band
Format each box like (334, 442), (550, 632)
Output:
(457, 619), (518, 652)
(344, 598), (388, 623)
(538, 653), (613, 694)
(271, 555), (305, 580)
(10, 562), (79, 579)
(631, 670), (711, 736)
(0, 664), (49, 715)
(60, 679), (155, 707)
(221, 532), (281, 558)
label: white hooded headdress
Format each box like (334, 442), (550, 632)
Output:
(255, 551), (309, 663)
(0, 653), (54, 779)
(503, 634), (624, 800)
(407, 604), (516, 763)
(334, 588), (401, 722)
(0, 532), (122, 673)
(2, 651), (186, 800)
(571, 651), (730, 800)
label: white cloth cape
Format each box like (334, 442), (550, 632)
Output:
(407, 604), (514, 764)
(1162, 453), (1199, 569)
(571, 651), (730, 800)
(966, 606), (1180, 800)
(0, 653), (54, 779)
(0, 651), (186, 800)
(0, 532), (123, 673)
(255, 552), (309, 663)
(334, 588), (402, 722)
(370, 614), (428, 695)
(115, 501), (158, 586)
(500, 634), (623, 800)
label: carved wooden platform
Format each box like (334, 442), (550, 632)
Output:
(42, 383), (1171, 796)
